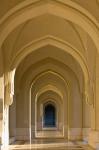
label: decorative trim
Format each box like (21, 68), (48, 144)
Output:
(10, 36), (89, 84)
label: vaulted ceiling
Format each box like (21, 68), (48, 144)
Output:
(0, 0), (98, 106)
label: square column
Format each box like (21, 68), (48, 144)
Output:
(0, 76), (4, 148)
(1, 70), (15, 148)
(88, 54), (99, 149)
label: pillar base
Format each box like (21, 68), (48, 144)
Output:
(88, 130), (99, 149)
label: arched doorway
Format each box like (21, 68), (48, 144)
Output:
(43, 103), (56, 128)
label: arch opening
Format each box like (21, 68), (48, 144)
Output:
(43, 102), (56, 128)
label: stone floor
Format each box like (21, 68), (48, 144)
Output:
(2, 140), (94, 150)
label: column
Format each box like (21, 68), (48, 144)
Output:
(88, 54), (99, 149)
(2, 70), (15, 148)
(0, 76), (4, 148)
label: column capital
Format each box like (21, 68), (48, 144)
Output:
(4, 69), (15, 106)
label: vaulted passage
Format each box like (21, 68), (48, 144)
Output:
(0, 0), (99, 150)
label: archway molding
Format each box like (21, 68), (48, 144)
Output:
(15, 57), (82, 94)
(36, 84), (63, 100)
(12, 36), (91, 104)
(31, 70), (70, 92)
(11, 36), (89, 85)
(31, 70), (69, 108)
(0, 0), (99, 52)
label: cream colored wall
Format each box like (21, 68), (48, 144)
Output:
(69, 78), (82, 128)
(16, 88), (29, 128)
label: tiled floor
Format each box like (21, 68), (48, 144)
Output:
(2, 140), (94, 150)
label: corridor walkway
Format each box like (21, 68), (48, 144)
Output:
(3, 140), (94, 150)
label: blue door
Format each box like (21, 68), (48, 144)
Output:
(44, 104), (56, 127)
